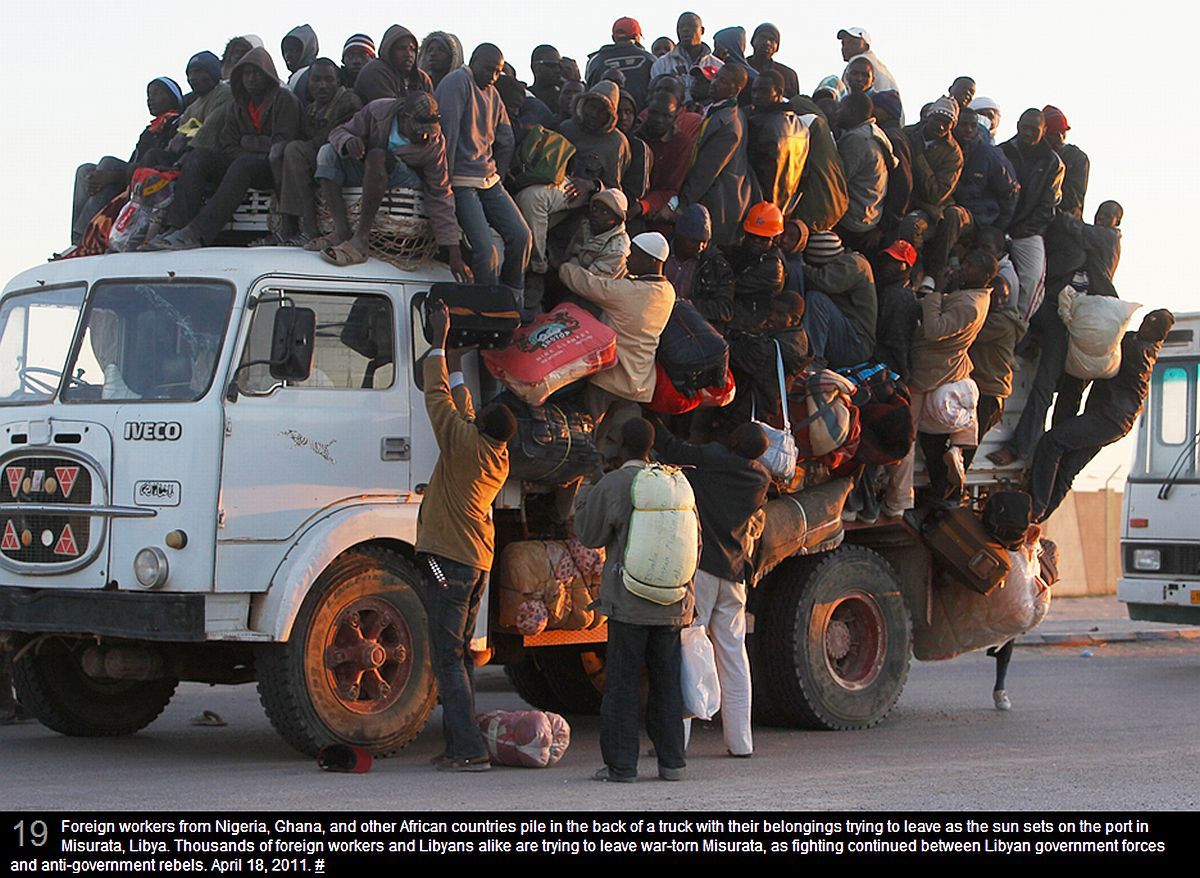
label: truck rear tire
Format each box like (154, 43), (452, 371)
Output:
(256, 547), (436, 757)
(12, 636), (177, 736)
(753, 546), (911, 730)
(504, 656), (568, 712)
(536, 648), (606, 715)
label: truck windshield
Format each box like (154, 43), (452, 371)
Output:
(0, 285), (87, 405)
(61, 280), (233, 403)
(1132, 358), (1200, 480)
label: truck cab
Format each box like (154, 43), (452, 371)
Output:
(1118, 311), (1200, 624)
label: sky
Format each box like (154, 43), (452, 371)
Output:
(1, 0), (1196, 486)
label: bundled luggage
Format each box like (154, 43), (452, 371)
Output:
(622, 464), (700, 606)
(921, 377), (979, 432)
(477, 709), (571, 768)
(502, 394), (602, 486)
(482, 304), (617, 405)
(497, 538), (606, 634)
(788, 369), (861, 469)
(922, 506), (1012, 596)
(421, 283), (522, 349)
(108, 168), (179, 253)
(750, 477), (854, 584)
(913, 534), (1054, 661)
(656, 300), (729, 393)
(647, 363), (736, 414)
(1058, 286), (1141, 380)
(838, 361), (913, 466)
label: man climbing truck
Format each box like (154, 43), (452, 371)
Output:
(0, 248), (1040, 756)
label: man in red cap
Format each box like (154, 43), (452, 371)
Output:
(1042, 105), (1089, 219)
(586, 17), (657, 108)
(872, 238), (921, 382)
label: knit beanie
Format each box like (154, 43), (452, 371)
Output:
(928, 95), (959, 124)
(805, 230), (845, 264)
(186, 51), (222, 84)
(151, 76), (185, 113)
(675, 204), (712, 242)
(343, 34), (377, 58)
(872, 89), (902, 121)
(752, 23), (781, 47)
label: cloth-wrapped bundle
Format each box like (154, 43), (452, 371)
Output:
(477, 709), (571, 767)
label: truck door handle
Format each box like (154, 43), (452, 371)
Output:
(381, 437), (411, 461)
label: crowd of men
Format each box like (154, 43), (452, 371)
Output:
(60, 15), (1175, 779)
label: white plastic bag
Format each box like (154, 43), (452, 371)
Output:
(922, 378), (979, 432)
(680, 625), (721, 721)
(754, 340), (798, 481)
(1058, 285), (1140, 380)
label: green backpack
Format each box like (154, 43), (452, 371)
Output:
(515, 125), (577, 189)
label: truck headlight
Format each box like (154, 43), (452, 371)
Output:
(134, 547), (169, 588)
(1132, 549), (1162, 572)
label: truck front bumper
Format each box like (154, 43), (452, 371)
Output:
(0, 587), (205, 641)
(1117, 577), (1200, 624)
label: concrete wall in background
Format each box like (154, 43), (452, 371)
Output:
(1043, 490), (1123, 597)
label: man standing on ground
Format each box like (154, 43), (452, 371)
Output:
(416, 301), (516, 772)
(654, 421), (770, 759)
(575, 417), (695, 782)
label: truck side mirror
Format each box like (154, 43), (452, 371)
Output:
(269, 305), (316, 381)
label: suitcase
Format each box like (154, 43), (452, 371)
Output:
(502, 393), (602, 485)
(482, 304), (617, 405)
(421, 283), (522, 349)
(656, 300), (729, 392)
(981, 491), (1032, 549)
(923, 507), (1012, 596)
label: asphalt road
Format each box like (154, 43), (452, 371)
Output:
(2, 641), (1197, 811)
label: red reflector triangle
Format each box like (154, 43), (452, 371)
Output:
(4, 467), (24, 497)
(55, 466), (80, 499)
(54, 523), (79, 557)
(1, 520), (19, 551)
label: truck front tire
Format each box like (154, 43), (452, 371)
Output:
(256, 547), (437, 757)
(11, 636), (177, 736)
(752, 545), (911, 730)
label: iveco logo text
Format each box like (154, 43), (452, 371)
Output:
(124, 422), (182, 441)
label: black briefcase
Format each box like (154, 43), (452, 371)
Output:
(421, 283), (521, 349)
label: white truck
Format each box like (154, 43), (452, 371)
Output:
(1117, 311), (1200, 625)
(0, 249), (1031, 756)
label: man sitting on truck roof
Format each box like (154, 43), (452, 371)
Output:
(148, 48), (301, 250)
(311, 91), (469, 278)
(417, 300), (515, 773)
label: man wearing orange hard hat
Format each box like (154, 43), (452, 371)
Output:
(729, 202), (787, 331)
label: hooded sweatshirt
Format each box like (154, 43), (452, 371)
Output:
(558, 81), (631, 190)
(218, 47), (302, 157)
(434, 66), (515, 187)
(417, 31), (464, 88)
(713, 27), (757, 83)
(355, 25), (434, 104)
(282, 24), (319, 103)
(837, 119), (897, 232)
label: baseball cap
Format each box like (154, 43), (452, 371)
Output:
(690, 64), (720, 81)
(881, 239), (917, 267)
(837, 27), (871, 45)
(613, 17), (642, 40)
(406, 92), (442, 137)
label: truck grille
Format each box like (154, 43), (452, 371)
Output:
(1, 457), (94, 564)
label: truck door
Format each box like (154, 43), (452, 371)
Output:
(220, 282), (410, 541)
